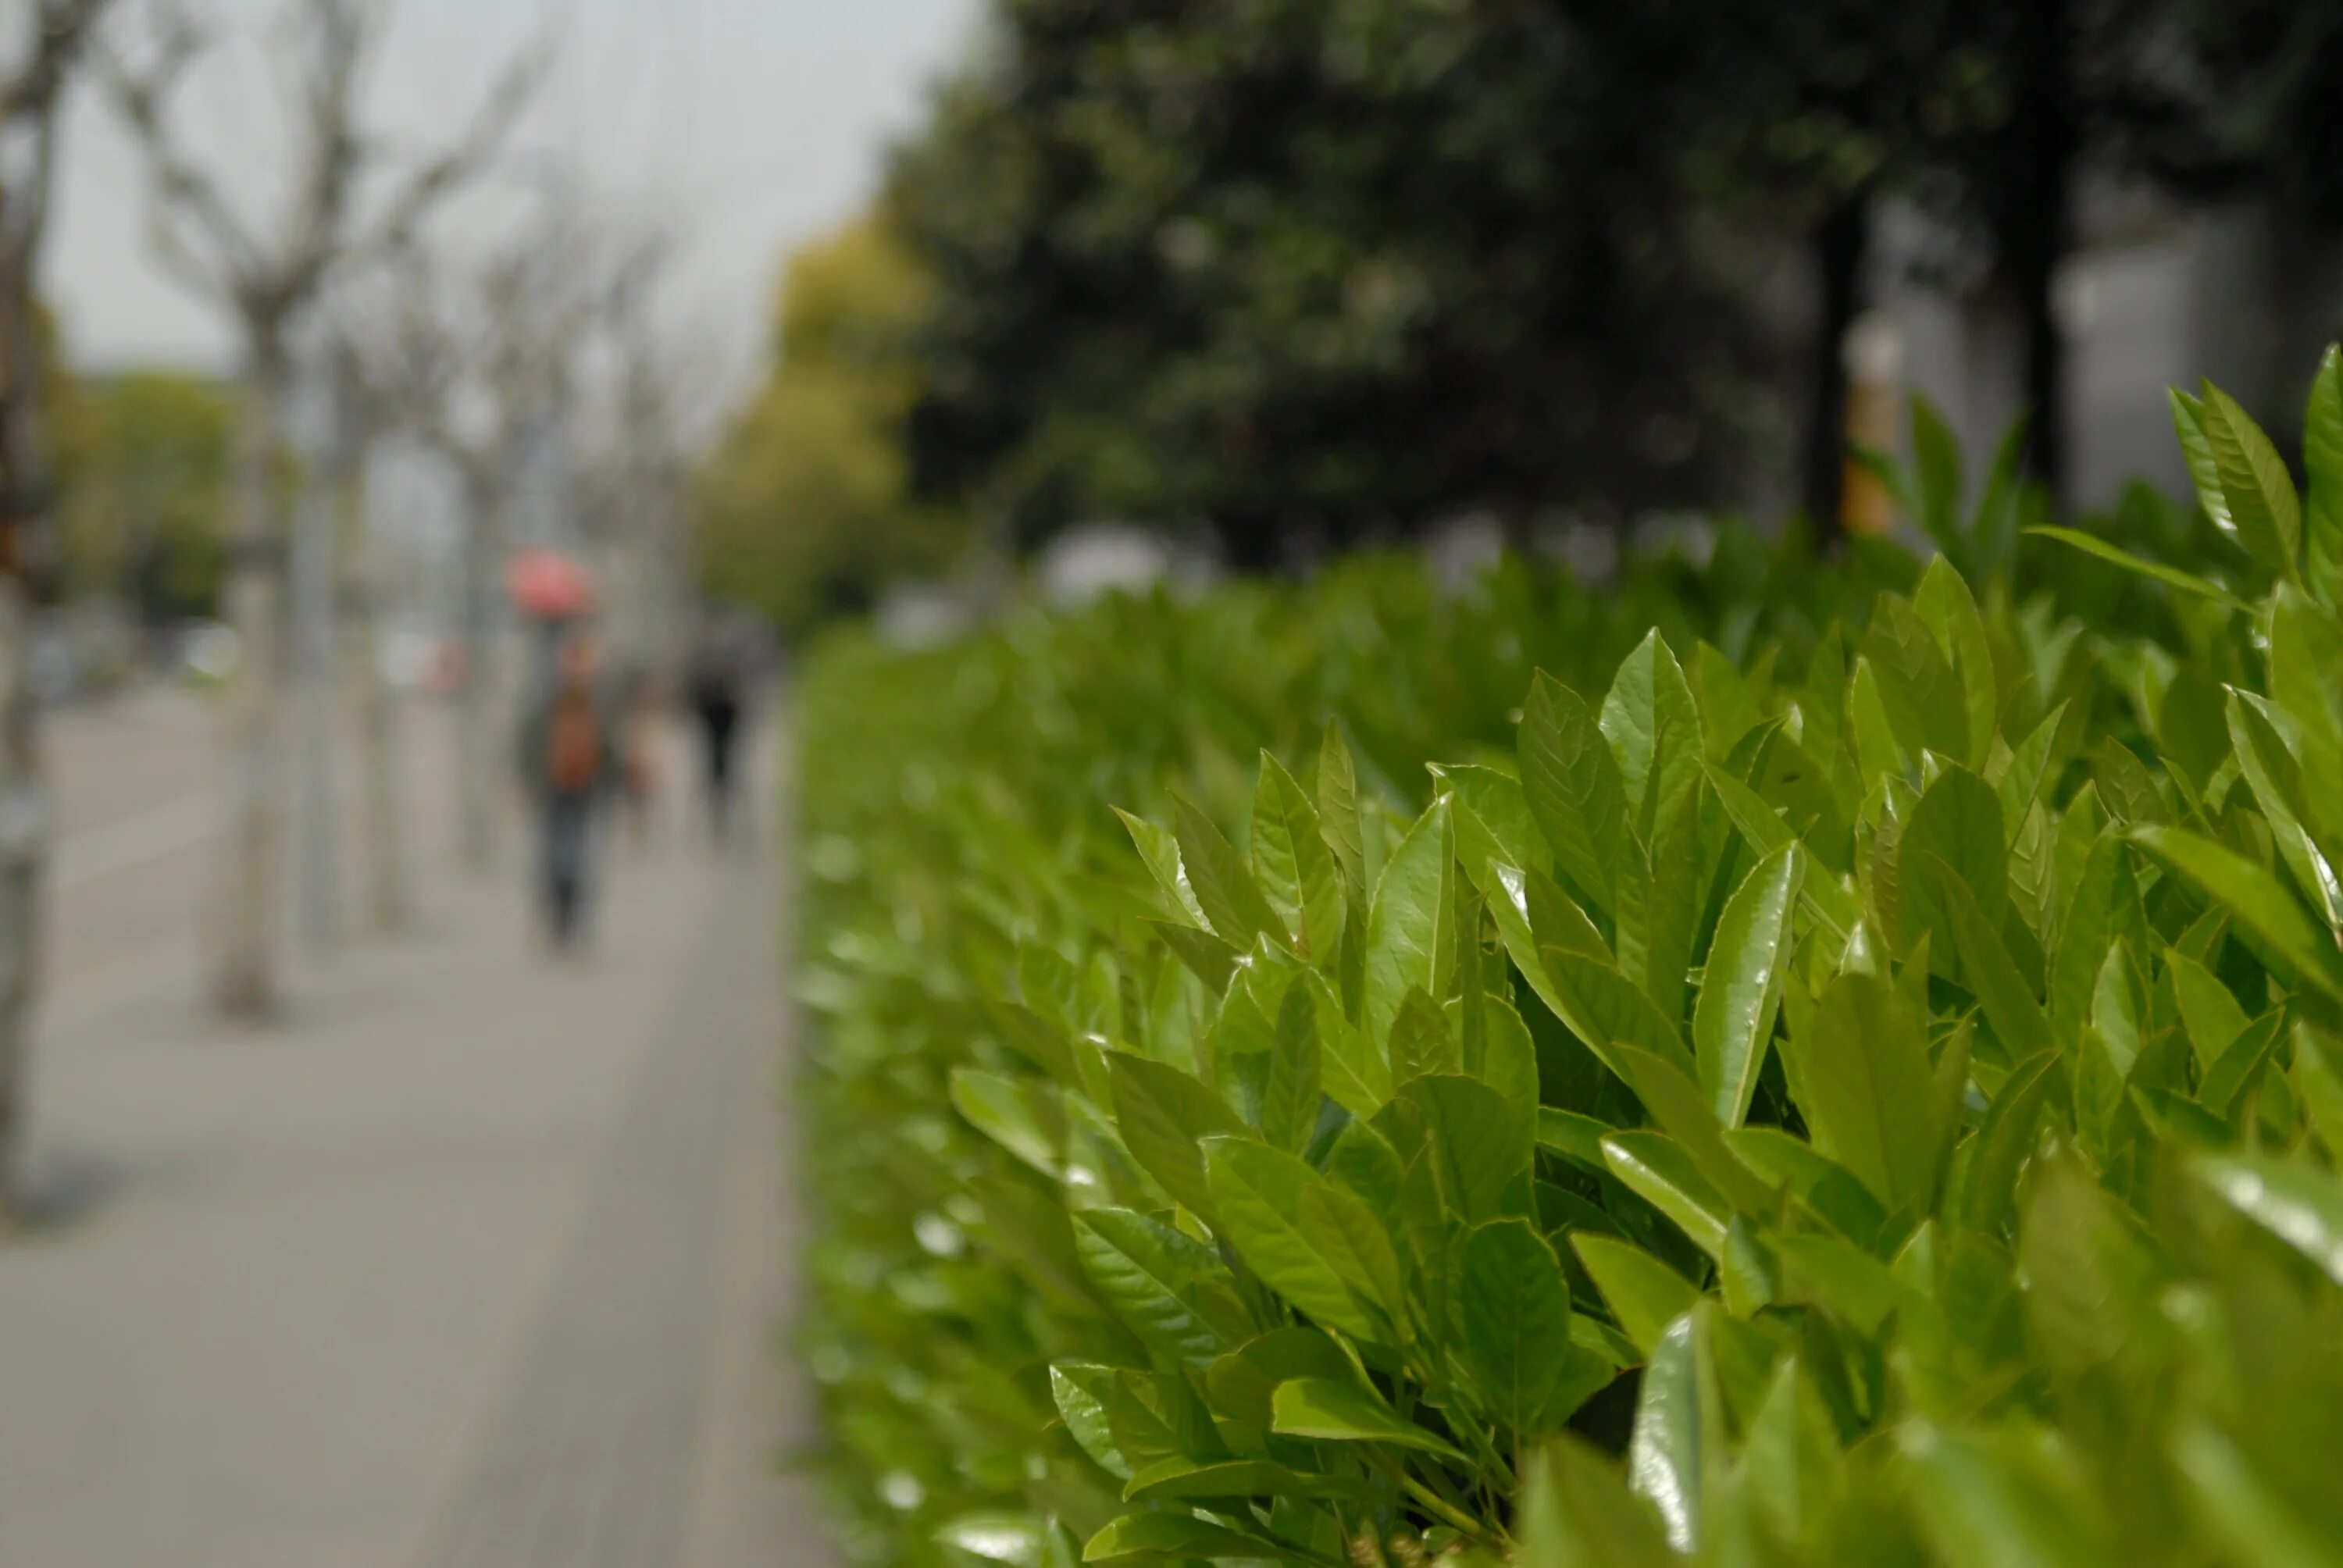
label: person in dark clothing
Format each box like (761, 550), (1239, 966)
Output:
(687, 633), (744, 844)
(518, 634), (619, 947)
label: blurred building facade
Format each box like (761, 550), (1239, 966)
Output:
(1858, 187), (2337, 515)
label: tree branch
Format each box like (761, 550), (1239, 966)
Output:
(2, 0), (115, 125)
(98, 3), (260, 298)
(344, 30), (552, 265)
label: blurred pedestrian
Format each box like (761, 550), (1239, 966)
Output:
(686, 626), (745, 844)
(517, 633), (619, 948)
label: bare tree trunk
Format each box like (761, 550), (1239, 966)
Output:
(332, 370), (406, 933)
(211, 333), (291, 1019)
(291, 358), (340, 953)
(0, 171), (55, 1218)
(455, 472), (501, 873)
(2007, 0), (2074, 510)
(1801, 193), (1869, 553)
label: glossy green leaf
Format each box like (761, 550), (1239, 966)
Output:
(1251, 750), (1343, 960)
(1739, 1356), (1846, 1556)
(1173, 795), (1286, 951)
(1475, 992), (1541, 1110)
(1518, 1436), (1677, 1568)
(2199, 380), (2302, 577)
(1521, 671), (1632, 917)
(2227, 691), (2343, 941)
(1299, 968), (1388, 1118)
(1601, 1130), (1730, 1258)
(1863, 594), (1970, 768)
(1781, 971), (1942, 1212)
(1269, 1377), (1467, 1461)
(1612, 1044), (1776, 1214)
(1693, 842), (1803, 1128)
(1117, 807), (1208, 926)
(1483, 861), (1597, 1041)
(2132, 825), (2343, 1002)
(1997, 702), (2069, 837)
(1109, 1053), (1244, 1219)
(1203, 1137), (1380, 1339)
(1618, 800), (1700, 1025)
(1914, 557), (1997, 768)
(1297, 1180), (1407, 1342)
(1395, 1072), (1533, 1225)
(2195, 1153), (2343, 1286)
(1706, 761), (1860, 939)
(2298, 1024), (2343, 1157)
(1150, 919), (1241, 991)
(1571, 1232), (1700, 1359)
(1261, 979), (1322, 1153)
(1363, 796), (1454, 1048)
(1388, 985), (1460, 1085)
(937, 1513), (1055, 1566)
(1457, 1217), (1581, 1434)
(1897, 1420), (2104, 1567)
(1625, 1313), (1703, 1552)
(2199, 1007), (2285, 1117)
(1318, 722), (1365, 899)
(1771, 1231), (1899, 1335)
(1601, 629), (1705, 844)
(1121, 1455), (1370, 1503)
(1054, 1363), (1133, 1478)
(2171, 386), (2234, 540)
(2027, 527), (2251, 614)
(2305, 344), (2343, 596)
(1539, 945), (1694, 1082)
(1895, 765), (2006, 963)
(1439, 762), (1550, 878)
(1081, 1511), (1314, 1564)
(1930, 853), (2053, 1059)
(950, 1068), (1063, 1178)
(1727, 1126), (1892, 1249)
(1963, 1048), (2057, 1235)
(1074, 1208), (1232, 1364)
(2166, 948), (2248, 1074)
(1204, 1326), (1358, 1434)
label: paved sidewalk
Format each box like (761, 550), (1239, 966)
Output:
(0, 718), (817, 1567)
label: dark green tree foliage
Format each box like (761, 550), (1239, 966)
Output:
(894, 0), (2300, 547)
(892, 0), (1778, 565)
(1693, 0), (2004, 534)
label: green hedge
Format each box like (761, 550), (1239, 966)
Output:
(796, 362), (2343, 1567)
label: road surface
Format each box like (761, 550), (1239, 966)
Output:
(0, 684), (818, 1568)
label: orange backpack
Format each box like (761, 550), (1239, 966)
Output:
(547, 691), (601, 793)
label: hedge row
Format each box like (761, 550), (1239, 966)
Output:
(795, 360), (2343, 1567)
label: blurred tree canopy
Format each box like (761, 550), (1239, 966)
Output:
(890, 0), (1785, 565)
(695, 215), (962, 633)
(50, 370), (234, 620)
(695, 0), (2343, 588)
(877, 0), (2323, 553)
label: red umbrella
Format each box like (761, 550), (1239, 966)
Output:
(505, 547), (596, 619)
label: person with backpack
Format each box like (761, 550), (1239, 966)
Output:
(516, 631), (619, 948)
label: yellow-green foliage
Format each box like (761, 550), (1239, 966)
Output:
(51, 369), (235, 617)
(697, 213), (961, 633)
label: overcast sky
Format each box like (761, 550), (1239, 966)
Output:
(39, 0), (982, 383)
